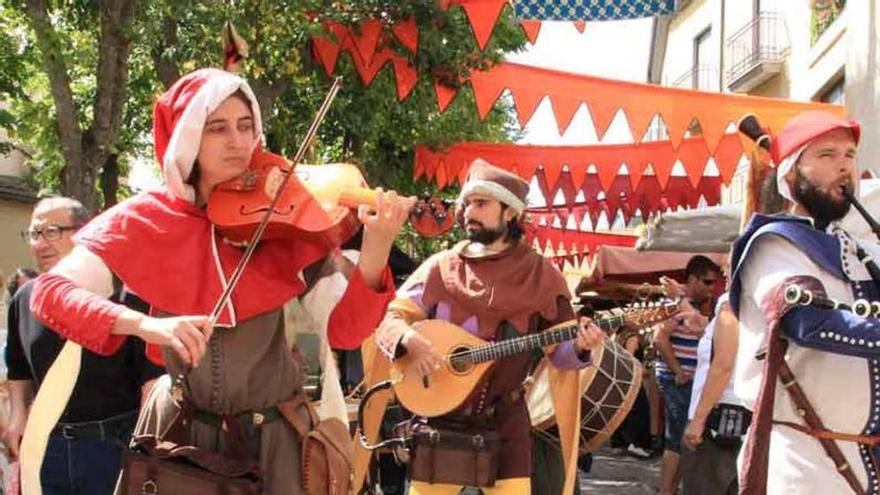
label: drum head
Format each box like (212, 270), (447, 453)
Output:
(525, 339), (643, 455)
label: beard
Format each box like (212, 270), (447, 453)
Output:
(465, 220), (506, 244)
(791, 167), (851, 225)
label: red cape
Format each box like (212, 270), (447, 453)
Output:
(75, 190), (327, 326)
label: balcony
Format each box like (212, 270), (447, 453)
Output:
(726, 12), (790, 92)
(671, 64), (719, 92)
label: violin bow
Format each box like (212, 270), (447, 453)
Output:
(207, 76), (342, 327)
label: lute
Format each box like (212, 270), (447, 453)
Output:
(390, 301), (679, 418)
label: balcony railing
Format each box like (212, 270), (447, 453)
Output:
(726, 12), (789, 90)
(671, 64), (719, 91)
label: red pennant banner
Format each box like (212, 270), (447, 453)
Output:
(522, 172), (722, 229)
(312, 20), (844, 143)
(414, 135), (742, 191)
(311, 21), (419, 100)
(527, 227), (637, 255)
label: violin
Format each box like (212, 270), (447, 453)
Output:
(204, 77), (450, 325)
(207, 149), (454, 248)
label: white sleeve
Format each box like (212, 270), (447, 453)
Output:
(741, 235), (821, 309)
(298, 250), (359, 336)
(49, 245), (114, 298)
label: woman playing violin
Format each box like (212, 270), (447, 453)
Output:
(29, 68), (413, 494)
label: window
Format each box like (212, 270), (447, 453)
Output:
(693, 27), (713, 91)
(819, 77), (845, 104)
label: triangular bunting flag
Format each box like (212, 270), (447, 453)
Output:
(586, 100), (620, 142)
(697, 118), (729, 154)
(391, 56), (419, 101)
(470, 70), (507, 119)
(520, 20), (542, 44)
(622, 105), (658, 143)
(351, 20), (383, 67)
(712, 133), (744, 183)
(542, 162), (566, 194)
(548, 97), (584, 136)
(649, 148), (676, 189)
(434, 79), (460, 112)
(512, 89), (546, 129)
(392, 16), (419, 53)
(568, 164), (587, 192)
(459, 0), (508, 50)
(595, 155), (620, 191)
(677, 138), (711, 188)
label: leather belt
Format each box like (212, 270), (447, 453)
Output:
(193, 406), (284, 432)
(53, 410), (138, 440)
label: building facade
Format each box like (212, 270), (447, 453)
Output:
(647, 0), (864, 205)
(0, 103), (38, 309)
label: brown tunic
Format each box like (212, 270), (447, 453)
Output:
(131, 309), (306, 495)
(378, 241), (574, 480)
(428, 303), (574, 480)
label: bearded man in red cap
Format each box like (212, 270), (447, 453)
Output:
(24, 68), (414, 494)
(365, 159), (605, 495)
(728, 110), (880, 494)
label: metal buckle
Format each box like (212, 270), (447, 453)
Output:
(60, 425), (77, 440)
(141, 479), (159, 495)
(472, 434), (485, 449)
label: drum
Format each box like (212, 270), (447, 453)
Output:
(526, 338), (643, 454)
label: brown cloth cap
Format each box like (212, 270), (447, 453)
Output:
(457, 158), (530, 214)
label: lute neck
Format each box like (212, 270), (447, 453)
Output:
(464, 312), (625, 364)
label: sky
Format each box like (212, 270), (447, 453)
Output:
(507, 18), (654, 146)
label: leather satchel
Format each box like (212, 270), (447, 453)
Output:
(118, 390), (262, 495)
(119, 435), (261, 495)
(407, 424), (500, 487)
(278, 394), (354, 495)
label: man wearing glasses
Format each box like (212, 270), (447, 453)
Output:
(4, 197), (163, 494)
(653, 255), (721, 495)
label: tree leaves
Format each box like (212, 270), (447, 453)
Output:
(3, 0), (527, 257)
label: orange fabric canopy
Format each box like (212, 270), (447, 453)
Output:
(434, 62), (846, 150)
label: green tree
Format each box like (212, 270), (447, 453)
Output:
(4, 0), (525, 257)
(4, 0), (136, 209)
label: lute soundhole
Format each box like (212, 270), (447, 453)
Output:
(447, 345), (475, 375)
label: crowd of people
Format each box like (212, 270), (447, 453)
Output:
(0, 64), (875, 495)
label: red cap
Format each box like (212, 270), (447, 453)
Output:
(771, 111), (860, 163)
(151, 68), (262, 201)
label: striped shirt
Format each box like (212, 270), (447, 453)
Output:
(655, 322), (701, 375)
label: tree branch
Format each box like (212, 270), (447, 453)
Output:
(24, 0), (83, 169)
(250, 76), (290, 128)
(91, 0), (136, 156)
(151, 10), (180, 89)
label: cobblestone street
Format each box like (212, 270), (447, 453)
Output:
(581, 448), (660, 494)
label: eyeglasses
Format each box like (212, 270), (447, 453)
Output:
(20, 225), (79, 243)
